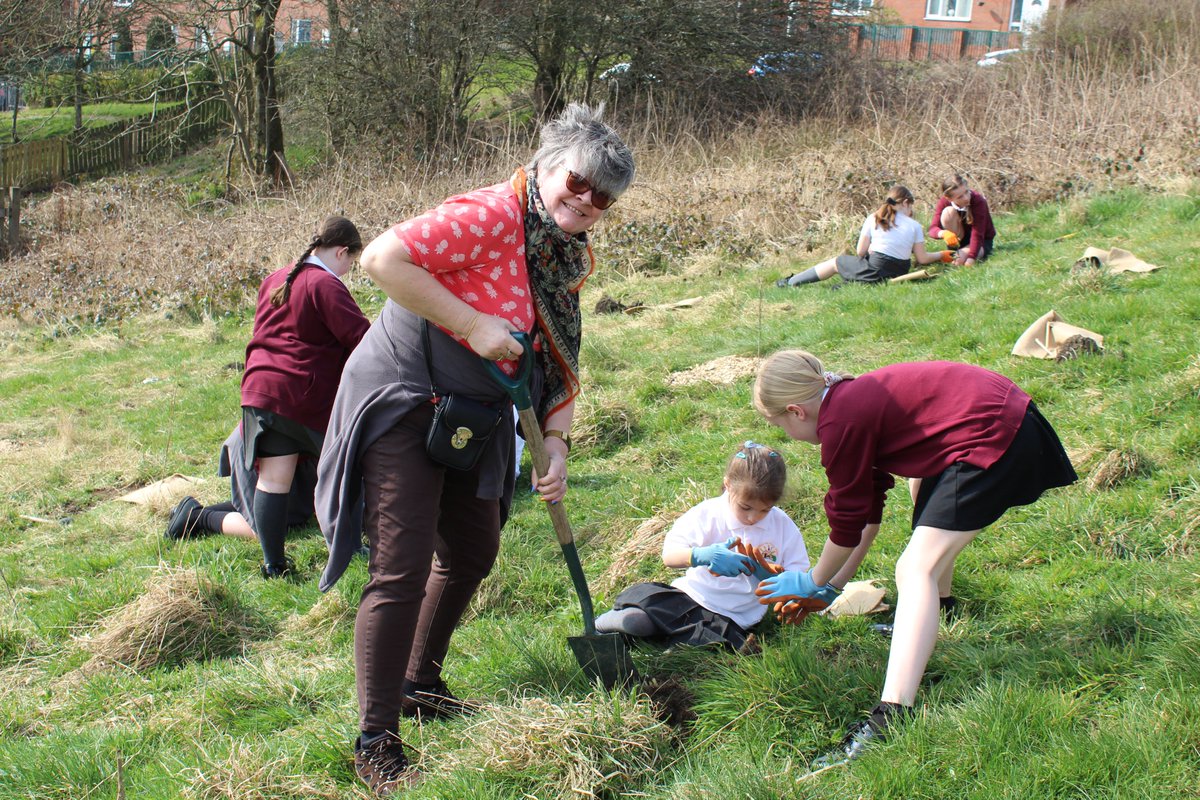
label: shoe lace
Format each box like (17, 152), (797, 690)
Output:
(363, 740), (409, 782)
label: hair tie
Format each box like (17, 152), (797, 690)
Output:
(736, 441), (779, 459)
(886, 197), (897, 205)
(823, 371), (843, 388)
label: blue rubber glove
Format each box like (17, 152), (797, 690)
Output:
(691, 537), (755, 577)
(750, 560), (776, 581)
(754, 569), (841, 605)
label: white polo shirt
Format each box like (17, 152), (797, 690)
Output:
(664, 493), (811, 628)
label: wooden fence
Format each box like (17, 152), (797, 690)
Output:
(848, 24), (1020, 63)
(0, 98), (229, 191)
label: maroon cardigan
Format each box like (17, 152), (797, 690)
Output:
(241, 263), (370, 433)
(928, 191), (997, 260)
(817, 362), (1030, 546)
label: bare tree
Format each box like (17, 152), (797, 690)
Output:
(291, 0), (499, 156)
(147, 0), (289, 188)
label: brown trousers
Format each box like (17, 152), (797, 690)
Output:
(355, 402), (501, 732)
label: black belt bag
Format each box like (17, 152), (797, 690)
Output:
(421, 319), (503, 471)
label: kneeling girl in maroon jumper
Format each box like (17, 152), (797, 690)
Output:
(166, 216), (370, 579)
(752, 351), (1076, 762)
(929, 174), (997, 267)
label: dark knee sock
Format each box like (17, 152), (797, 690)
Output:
(788, 267), (822, 286)
(197, 501), (236, 533)
(595, 607), (657, 637)
(253, 489), (290, 566)
(358, 729), (396, 749)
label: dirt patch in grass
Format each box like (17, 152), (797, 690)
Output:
(666, 355), (761, 388)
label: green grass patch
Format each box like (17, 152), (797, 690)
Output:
(0, 187), (1197, 797)
(6, 101), (183, 142)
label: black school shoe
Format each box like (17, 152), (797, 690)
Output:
(400, 679), (480, 721)
(775, 274), (795, 288)
(165, 496), (204, 540)
(354, 734), (420, 796)
(260, 556), (296, 580)
(810, 703), (909, 768)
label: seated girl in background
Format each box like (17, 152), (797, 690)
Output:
(595, 441), (811, 651)
(929, 173), (996, 267)
(777, 185), (952, 287)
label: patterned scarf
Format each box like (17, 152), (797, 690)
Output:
(514, 167), (594, 420)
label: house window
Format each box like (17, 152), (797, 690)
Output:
(926, 0), (970, 21)
(195, 27), (213, 51)
(832, 0), (873, 15)
(291, 18), (312, 44)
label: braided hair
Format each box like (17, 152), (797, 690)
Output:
(269, 215), (363, 307)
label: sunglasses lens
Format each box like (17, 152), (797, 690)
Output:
(566, 170), (616, 210)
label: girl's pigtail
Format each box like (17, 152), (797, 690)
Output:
(269, 237), (320, 307)
(874, 197), (898, 232)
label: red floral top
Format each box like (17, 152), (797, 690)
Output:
(392, 180), (533, 375)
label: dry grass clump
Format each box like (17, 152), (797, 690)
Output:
(665, 355), (760, 388)
(570, 391), (636, 453)
(78, 567), (259, 672)
(279, 591), (354, 644)
(1157, 480), (1200, 558)
(183, 739), (343, 800)
(440, 691), (671, 799)
(1087, 449), (1151, 492)
(597, 501), (696, 594)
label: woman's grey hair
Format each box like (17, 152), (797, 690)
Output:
(528, 103), (635, 198)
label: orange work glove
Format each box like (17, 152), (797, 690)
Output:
(940, 250), (954, 263)
(940, 231), (960, 249)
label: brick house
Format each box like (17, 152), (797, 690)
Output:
(103, 1), (331, 56)
(837, 0), (1069, 32)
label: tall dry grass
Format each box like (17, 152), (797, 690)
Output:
(3, 2), (1196, 321)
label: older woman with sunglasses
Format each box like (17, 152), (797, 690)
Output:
(314, 103), (634, 796)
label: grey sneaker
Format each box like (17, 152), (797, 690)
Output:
(354, 735), (419, 796)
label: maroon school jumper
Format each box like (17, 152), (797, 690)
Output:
(817, 362), (1030, 546)
(928, 192), (996, 261)
(241, 263), (370, 434)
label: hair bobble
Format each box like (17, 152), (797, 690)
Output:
(823, 371), (843, 388)
(736, 441), (780, 459)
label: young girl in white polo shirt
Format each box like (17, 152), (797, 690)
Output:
(777, 185), (952, 287)
(595, 441), (811, 651)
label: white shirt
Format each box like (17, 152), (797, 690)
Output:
(304, 253), (338, 276)
(664, 493), (811, 628)
(860, 211), (924, 261)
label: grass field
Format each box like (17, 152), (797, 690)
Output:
(4, 101), (183, 142)
(0, 186), (1198, 798)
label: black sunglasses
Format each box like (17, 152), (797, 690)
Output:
(565, 170), (618, 210)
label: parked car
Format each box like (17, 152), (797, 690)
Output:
(747, 51), (823, 78)
(599, 62), (659, 84)
(976, 48), (1022, 67)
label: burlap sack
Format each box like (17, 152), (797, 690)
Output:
(1012, 310), (1105, 360)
